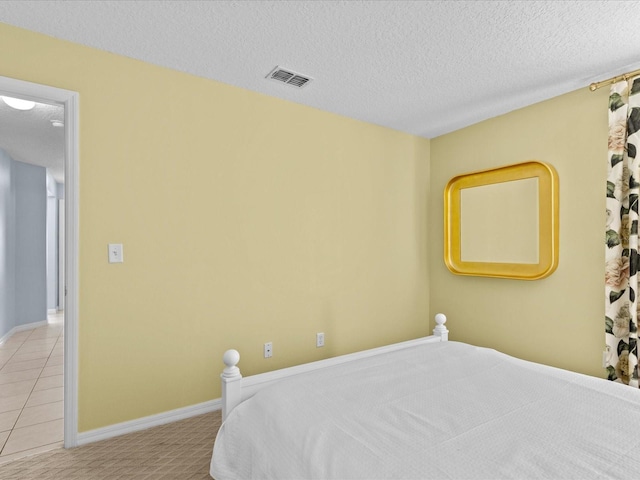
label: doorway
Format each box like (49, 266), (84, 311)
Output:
(0, 75), (79, 450)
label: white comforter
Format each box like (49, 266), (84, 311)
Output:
(210, 341), (640, 479)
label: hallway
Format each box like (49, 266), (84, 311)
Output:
(0, 313), (64, 464)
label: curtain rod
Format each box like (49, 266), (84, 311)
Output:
(589, 68), (640, 91)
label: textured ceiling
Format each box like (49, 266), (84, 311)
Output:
(0, 0), (640, 177)
(0, 99), (65, 183)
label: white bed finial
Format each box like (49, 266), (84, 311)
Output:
(222, 349), (241, 378)
(221, 349), (243, 420)
(433, 313), (448, 341)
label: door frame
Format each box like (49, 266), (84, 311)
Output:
(0, 75), (80, 447)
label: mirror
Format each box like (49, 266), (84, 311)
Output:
(444, 161), (559, 280)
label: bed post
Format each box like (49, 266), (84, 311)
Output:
(221, 349), (242, 421)
(433, 313), (448, 341)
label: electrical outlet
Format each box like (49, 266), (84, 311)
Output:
(264, 342), (273, 358)
(316, 332), (325, 348)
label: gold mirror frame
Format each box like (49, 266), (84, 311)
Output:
(444, 161), (559, 280)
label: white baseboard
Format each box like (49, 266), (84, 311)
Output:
(0, 320), (48, 346)
(76, 398), (222, 446)
(47, 309), (57, 315)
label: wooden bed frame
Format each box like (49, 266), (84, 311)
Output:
(220, 313), (449, 420)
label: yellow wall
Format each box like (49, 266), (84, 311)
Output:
(0, 20), (612, 432)
(0, 23), (430, 431)
(430, 87), (609, 377)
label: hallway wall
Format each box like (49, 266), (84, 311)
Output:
(0, 148), (47, 339)
(46, 171), (63, 312)
(0, 149), (15, 338)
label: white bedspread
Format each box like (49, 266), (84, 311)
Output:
(210, 341), (640, 479)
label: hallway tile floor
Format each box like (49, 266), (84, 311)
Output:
(0, 313), (64, 465)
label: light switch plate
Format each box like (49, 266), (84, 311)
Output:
(108, 243), (124, 263)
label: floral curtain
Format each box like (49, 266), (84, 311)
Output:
(605, 75), (640, 386)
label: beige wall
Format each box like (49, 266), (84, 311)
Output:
(0, 20), (611, 433)
(0, 23), (431, 431)
(430, 87), (609, 377)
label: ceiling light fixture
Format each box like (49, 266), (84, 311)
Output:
(50, 119), (64, 128)
(1, 95), (36, 111)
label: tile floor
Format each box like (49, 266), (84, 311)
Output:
(0, 313), (64, 465)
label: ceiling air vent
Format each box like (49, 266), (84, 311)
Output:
(266, 66), (312, 88)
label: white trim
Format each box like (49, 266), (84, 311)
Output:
(58, 198), (65, 311)
(76, 399), (222, 446)
(47, 309), (57, 315)
(0, 75), (80, 449)
(0, 320), (48, 345)
(63, 86), (80, 449)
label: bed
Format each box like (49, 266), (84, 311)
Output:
(209, 315), (640, 479)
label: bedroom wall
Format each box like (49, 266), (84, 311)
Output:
(0, 22), (431, 431)
(429, 86), (609, 377)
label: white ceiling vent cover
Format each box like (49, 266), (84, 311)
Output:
(266, 66), (312, 88)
